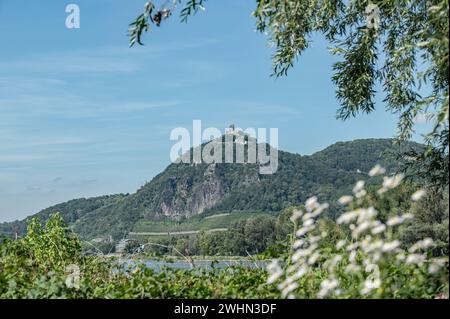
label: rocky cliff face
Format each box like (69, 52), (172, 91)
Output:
(159, 164), (227, 219)
(155, 162), (261, 220)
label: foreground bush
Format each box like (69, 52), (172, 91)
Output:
(267, 166), (449, 298)
(0, 214), (276, 299)
(1, 166), (448, 299)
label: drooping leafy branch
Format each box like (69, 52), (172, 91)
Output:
(253, 1), (448, 147)
(128, 0), (207, 46)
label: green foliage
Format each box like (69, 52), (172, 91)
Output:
(23, 214), (82, 271)
(351, 181), (449, 256)
(1, 183), (448, 299)
(128, 0), (207, 46)
(133, 211), (272, 233)
(275, 206), (298, 241)
(93, 266), (276, 299)
(192, 215), (277, 256)
(253, 0), (448, 150)
(0, 194), (127, 239)
(152, 206), (346, 258)
(402, 129), (449, 188)
(400, 189), (449, 256)
(180, 0), (208, 22)
(0, 214), (277, 298)
(128, 1), (155, 46)
(0, 213), (85, 297)
(267, 177), (449, 299)
(313, 139), (422, 173)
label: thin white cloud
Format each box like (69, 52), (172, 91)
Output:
(0, 154), (51, 162)
(0, 39), (221, 75)
(0, 51), (139, 74)
(0, 92), (182, 119)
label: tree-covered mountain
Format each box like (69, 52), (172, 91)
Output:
(0, 138), (421, 240)
(0, 195), (128, 239)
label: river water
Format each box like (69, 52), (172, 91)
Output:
(121, 259), (267, 272)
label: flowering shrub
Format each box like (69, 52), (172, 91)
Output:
(0, 214), (277, 298)
(1, 167), (448, 299)
(267, 166), (449, 299)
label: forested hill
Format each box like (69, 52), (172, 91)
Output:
(0, 138), (421, 240)
(0, 195), (128, 239)
(310, 139), (413, 173)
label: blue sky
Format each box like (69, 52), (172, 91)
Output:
(0, 0), (429, 222)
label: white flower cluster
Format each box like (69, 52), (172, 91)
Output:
(378, 173), (404, 195)
(267, 164), (448, 298)
(270, 196), (329, 298)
